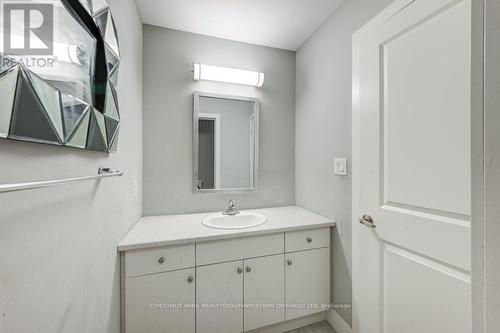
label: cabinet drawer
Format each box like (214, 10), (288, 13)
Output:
(196, 233), (284, 266)
(285, 227), (330, 252)
(125, 244), (195, 278)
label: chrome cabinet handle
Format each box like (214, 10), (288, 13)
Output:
(187, 276), (194, 283)
(246, 266), (251, 273)
(287, 259), (293, 266)
(306, 236), (312, 243)
(359, 214), (376, 228)
(158, 257), (166, 264)
(237, 267), (243, 274)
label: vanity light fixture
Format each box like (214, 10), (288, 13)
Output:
(193, 63), (265, 87)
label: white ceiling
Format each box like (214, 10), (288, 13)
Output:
(135, 0), (343, 51)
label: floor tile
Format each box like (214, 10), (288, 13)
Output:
(284, 321), (337, 333)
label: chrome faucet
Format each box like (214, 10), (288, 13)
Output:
(223, 199), (240, 216)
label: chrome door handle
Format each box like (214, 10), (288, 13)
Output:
(359, 214), (376, 228)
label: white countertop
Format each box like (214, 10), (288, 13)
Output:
(118, 206), (335, 251)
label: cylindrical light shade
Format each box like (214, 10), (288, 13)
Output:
(193, 63), (264, 87)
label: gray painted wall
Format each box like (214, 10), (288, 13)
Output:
(143, 26), (295, 215)
(0, 0), (143, 332)
(295, 0), (393, 326)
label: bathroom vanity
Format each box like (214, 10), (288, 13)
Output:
(118, 206), (335, 333)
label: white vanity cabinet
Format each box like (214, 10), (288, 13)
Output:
(285, 247), (331, 320)
(195, 253), (286, 333)
(196, 260), (244, 333)
(125, 268), (196, 333)
(195, 233), (286, 332)
(243, 254), (285, 331)
(121, 220), (333, 333)
(123, 244), (197, 333)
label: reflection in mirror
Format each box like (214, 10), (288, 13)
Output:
(0, 1), (96, 104)
(194, 92), (259, 192)
(0, 0), (121, 152)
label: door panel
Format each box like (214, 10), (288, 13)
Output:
(196, 261), (243, 333)
(364, 0), (472, 270)
(383, 244), (471, 333)
(243, 254), (285, 331)
(382, 0), (471, 216)
(354, 0), (472, 332)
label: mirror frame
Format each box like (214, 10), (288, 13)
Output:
(193, 91), (260, 194)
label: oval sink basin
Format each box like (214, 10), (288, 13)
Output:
(202, 212), (268, 230)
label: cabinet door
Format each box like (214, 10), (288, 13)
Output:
(285, 247), (330, 320)
(244, 254), (285, 331)
(196, 260), (244, 333)
(125, 268), (195, 333)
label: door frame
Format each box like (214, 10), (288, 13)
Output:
(352, 2), (415, 331)
(198, 112), (221, 189)
(352, 0), (485, 332)
(470, 0), (485, 332)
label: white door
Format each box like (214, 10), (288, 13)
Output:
(243, 254), (285, 331)
(196, 260), (243, 333)
(285, 248), (330, 321)
(125, 268), (196, 333)
(353, 0), (472, 333)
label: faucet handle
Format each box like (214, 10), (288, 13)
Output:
(223, 200), (240, 215)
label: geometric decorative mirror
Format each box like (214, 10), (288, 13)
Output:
(0, 0), (120, 152)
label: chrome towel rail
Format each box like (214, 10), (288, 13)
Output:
(0, 167), (123, 193)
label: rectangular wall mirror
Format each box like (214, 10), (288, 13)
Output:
(193, 92), (259, 192)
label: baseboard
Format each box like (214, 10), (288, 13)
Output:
(248, 311), (326, 333)
(326, 310), (352, 333)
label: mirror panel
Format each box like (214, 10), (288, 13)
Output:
(194, 92), (259, 192)
(0, 0), (120, 152)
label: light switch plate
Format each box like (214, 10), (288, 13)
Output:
(334, 158), (347, 176)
